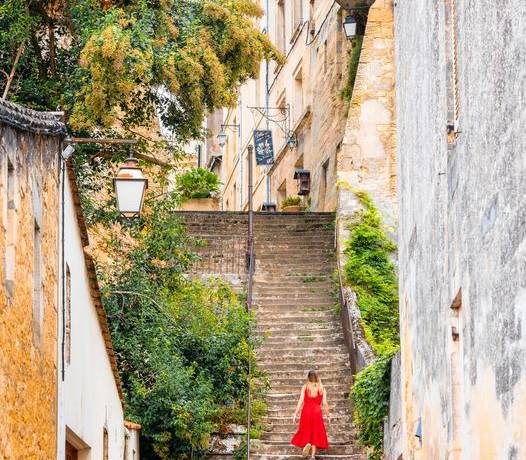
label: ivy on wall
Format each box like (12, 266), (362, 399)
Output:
(344, 190), (399, 460)
(342, 35), (364, 102)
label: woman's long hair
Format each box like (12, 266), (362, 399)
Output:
(306, 370), (323, 397)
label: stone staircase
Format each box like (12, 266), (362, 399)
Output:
(180, 212), (364, 460)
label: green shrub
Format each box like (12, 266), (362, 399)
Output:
(343, 190), (399, 354)
(351, 350), (396, 460)
(281, 196), (302, 209)
(176, 167), (221, 200)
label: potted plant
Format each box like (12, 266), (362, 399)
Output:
(176, 167), (221, 211)
(280, 195), (304, 212)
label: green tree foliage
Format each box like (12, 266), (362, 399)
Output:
(344, 190), (399, 458)
(0, 0), (282, 143)
(73, 159), (266, 458)
(176, 167), (221, 200)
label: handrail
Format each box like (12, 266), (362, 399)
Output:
(334, 216), (358, 376)
(246, 145), (255, 458)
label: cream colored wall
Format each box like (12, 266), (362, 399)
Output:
(215, 0), (349, 211)
(57, 170), (127, 459)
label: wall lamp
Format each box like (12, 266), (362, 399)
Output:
(217, 124), (240, 148)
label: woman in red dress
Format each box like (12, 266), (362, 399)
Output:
(291, 370), (330, 458)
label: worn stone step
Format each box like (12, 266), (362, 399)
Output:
(256, 321), (342, 331)
(261, 337), (345, 350)
(251, 441), (360, 456)
(258, 345), (347, 359)
(263, 367), (351, 379)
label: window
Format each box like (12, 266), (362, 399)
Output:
(66, 264), (72, 365)
(292, 0), (303, 33)
(445, 0), (460, 141)
(277, 180), (287, 208)
(276, 0), (286, 53)
(5, 159), (16, 300)
(323, 40), (328, 73)
(103, 428), (109, 460)
(32, 219), (42, 346)
(319, 158), (330, 211)
(32, 177), (42, 346)
(196, 144), (202, 168)
(293, 64), (304, 123)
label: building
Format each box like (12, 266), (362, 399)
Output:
(0, 101), (64, 458)
(0, 100), (140, 459)
(207, 0), (352, 211)
(57, 162), (140, 459)
(384, 0), (526, 458)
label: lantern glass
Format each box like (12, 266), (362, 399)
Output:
(217, 129), (228, 147)
(343, 15), (357, 39)
(113, 158), (148, 218)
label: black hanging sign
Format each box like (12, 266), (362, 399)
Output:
(253, 130), (274, 165)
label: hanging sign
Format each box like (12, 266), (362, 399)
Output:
(253, 130), (274, 165)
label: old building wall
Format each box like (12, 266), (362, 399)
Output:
(336, 0), (397, 273)
(216, 0), (349, 212)
(57, 166), (129, 459)
(395, 1), (526, 458)
(0, 101), (65, 458)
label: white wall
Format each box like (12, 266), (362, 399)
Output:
(57, 168), (128, 459)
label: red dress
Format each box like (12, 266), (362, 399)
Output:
(291, 387), (329, 449)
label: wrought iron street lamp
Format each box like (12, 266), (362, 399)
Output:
(343, 15), (357, 39)
(113, 155), (148, 218)
(217, 128), (228, 147)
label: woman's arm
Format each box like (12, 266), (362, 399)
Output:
(322, 388), (330, 423)
(293, 385), (305, 423)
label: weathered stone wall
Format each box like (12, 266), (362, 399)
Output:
(0, 102), (64, 458)
(338, 0), (397, 228)
(394, 1), (526, 458)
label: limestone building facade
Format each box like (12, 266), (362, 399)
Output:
(0, 101), (64, 458)
(0, 100), (140, 459)
(206, 0), (351, 211)
(387, 0), (526, 458)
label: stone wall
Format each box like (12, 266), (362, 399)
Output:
(337, 0), (397, 246)
(0, 101), (65, 458)
(394, 1), (526, 458)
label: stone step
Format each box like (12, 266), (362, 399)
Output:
(260, 337), (345, 349)
(252, 441), (360, 456)
(261, 432), (354, 443)
(260, 361), (351, 373)
(256, 310), (337, 320)
(263, 414), (351, 425)
(266, 374), (351, 387)
(256, 321), (342, 331)
(250, 454), (364, 460)
(263, 367), (351, 380)
(258, 345), (347, 359)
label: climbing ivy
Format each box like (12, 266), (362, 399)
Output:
(351, 350), (396, 460)
(343, 190), (399, 459)
(343, 190), (399, 354)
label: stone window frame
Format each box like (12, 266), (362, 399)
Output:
(32, 172), (43, 347)
(3, 153), (17, 303)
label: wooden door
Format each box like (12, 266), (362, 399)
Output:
(65, 441), (78, 460)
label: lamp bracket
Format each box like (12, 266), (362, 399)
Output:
(221, 123), (240, 132)
(247, 104), (296, 145)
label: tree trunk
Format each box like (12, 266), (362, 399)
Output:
(2, 44), (26, 101)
